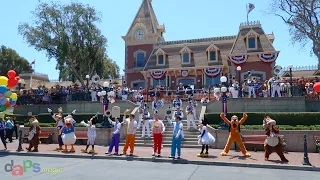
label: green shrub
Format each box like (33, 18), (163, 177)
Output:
(205, 112), (320, 126)
(209, 124), (320, 130)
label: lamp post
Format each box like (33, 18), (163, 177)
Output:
(18, 79), (22, 91)
(236, 66), (242, 98)
(288, 64), (293, 97)
(215, 76), (228, 129)
(86, 75), (90, 87)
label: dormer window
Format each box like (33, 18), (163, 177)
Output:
(245, 30), (259, 50)
(206, 44), (219, 62)
(154, 48), (166, 65)
(180, 46), (192, 64)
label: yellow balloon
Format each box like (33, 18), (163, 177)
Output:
(0, 112), (4, 120)
(0, 76), (8, 86)
(10, 93), (17, 99)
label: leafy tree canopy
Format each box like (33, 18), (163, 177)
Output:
(18, 1), (120, 84)
(0, 45), (33, 75)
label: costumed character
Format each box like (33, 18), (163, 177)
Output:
(90, 83), (98, 101)
(271, 77), (281, 97)
(138, 103), (152, 138)
(197, 120), (215, 157)
(80, 113), (98, 154)
(105, 106), (121, 155)
(0, 117), (7, 150)
(201, 96), (209, 104)
(219, 113), (251, 157)
(185, 101), (196, 129)
(121, 109), (138, 156)
(172, 96), (182, 110)
(168, 116), (183, 159)
(48, 107), (64, 150)
(172, 106), (184, 138)
(61, 110), (77, 153)
(247, 73), (256, 98)
(136, 92), (144, 106)
(107, 90), (116, 104)
(152, 97), (164, 115)
(151, 111), (165, 157)
(26, 116), (41, 152)
(121, 86), (129, 100)
(263, 116), (288, 162)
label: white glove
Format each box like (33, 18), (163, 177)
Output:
(72, 109), (76, 114)
(80, 120), (84, 124)
(47, 108), (52, 113)
(197, 135), (201, 138)
(175, 135), (179, 139)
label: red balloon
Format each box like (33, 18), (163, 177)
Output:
(7, 70), (16, 78)
(7, 78), (18, 88)
(314, 82), (320, 93)
(4, 103), (10, 108)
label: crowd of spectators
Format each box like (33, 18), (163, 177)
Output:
(15, 76), (319, 105)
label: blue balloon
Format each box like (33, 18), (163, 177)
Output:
(0, 86), (7, 94)
(0, 97), (6, 105)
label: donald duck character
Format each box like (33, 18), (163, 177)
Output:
(61, 110), (77, 153)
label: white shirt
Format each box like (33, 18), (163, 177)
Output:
(108, 118), (121, 134)
(80, 121), (96, 137)
(122, 117), (138, 135)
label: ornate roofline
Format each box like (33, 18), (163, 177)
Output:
(156, 35), (237, 46)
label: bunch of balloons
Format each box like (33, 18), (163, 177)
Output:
(0, 70), (20, 115)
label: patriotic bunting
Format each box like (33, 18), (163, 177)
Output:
(203, 68), (221, 78)
(228, 55), (248, 64)
(150, 71), (167, 80)
(258, 53), (278, 63)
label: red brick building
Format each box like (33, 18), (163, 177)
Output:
(123, 0), (279, 89)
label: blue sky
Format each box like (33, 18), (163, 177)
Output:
(0, 0), (317, 80)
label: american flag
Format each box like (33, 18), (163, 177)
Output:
(30, 60), (35, 65)
(247, 3), (255, 14)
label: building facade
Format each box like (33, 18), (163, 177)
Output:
(123, 0), (279, 89)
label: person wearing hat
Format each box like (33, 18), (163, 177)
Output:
(120, 109), (138, 156)
(168, 115), (183, 159)
(151, 110), (165, 157)
(105, 114), (122, 155)
(172, 106), (184, 138)
(48, 107), (65, 150)
(0, 117), (7, 149)
(139, 103), (152, 138)
(5, 117), (14, 143)
(176, 83), (185, 96)
(186, 101), (197, 130)
(172, 96), (182, 110)
(152, 97), (164, 115)
(80, 113), (98, 154)
(136, 91), (144, 106)
(271, 76), (281, 98)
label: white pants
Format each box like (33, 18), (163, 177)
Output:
(272, 86), (281, 97)
(122, 95), (128, 100)
(248, 86), (256, 98)
(87, 136), (96, 145)
(232, 90), (239, 98)
(141, 121), (151, 137)
(91, 92), (97, 101)
(193, 108), (197, 121)
(187, 114), (197, 129)
(137, 114), (143, 129)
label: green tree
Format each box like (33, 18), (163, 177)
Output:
(270, 0), (320, 69)
(103, 58), (120, 79)
(18, 2), (109, 85)
(0, 45), (33, 75)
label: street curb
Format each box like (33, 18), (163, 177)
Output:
(1, 151), (319, 172)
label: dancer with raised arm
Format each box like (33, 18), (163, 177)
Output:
(80, 113), (98, 154)
(105, 114), (121, 155)
(197, 120), (215, 157)
(168, 116), (183, 159)
(186, 101), (197, 130)
(121, 109), (138, 156)
(48, 107), (64, 150)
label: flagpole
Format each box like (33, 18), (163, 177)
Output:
(246, 4), (249, 24)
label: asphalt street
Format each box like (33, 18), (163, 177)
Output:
(0, 155), (319, 180)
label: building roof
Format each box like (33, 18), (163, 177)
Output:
(126, 0), (159, 36)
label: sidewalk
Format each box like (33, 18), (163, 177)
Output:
(1, 141), (319, 171)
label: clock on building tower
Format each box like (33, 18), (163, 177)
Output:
(134, 29), (145, 40)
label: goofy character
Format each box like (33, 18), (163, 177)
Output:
(48, 107), (64, 150)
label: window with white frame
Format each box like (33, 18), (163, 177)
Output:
(180, 47), (191, 64)
(206, 44), (219, 62)
(245, 30), (259, 50)
(155, 48), (166, 65)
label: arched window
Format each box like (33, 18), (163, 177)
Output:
(155, 48), (166, 65)
(134, 50), (146, 67)
(206, 44), (219, 62)
(179, 46), (192, 64)
(245, 30), (259, 50)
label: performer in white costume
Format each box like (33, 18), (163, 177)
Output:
(271, 76), (281, 97)
(230, 82), (239, 98)
(80, 113), (98, 154)
(152, 97), (164, 115)
(138, 103), (152, 138)
(172, 96), (182, 110)
(247, 77), (256, 98)
(90, 83), (98, 101)
(136, 92), (144, 106)
(197, 120), (215, 157)
(121, 86), (129, 100)
(191, 98), (198, 120)
(201, 96), (209, 104)
(185, 101), (197, 129)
